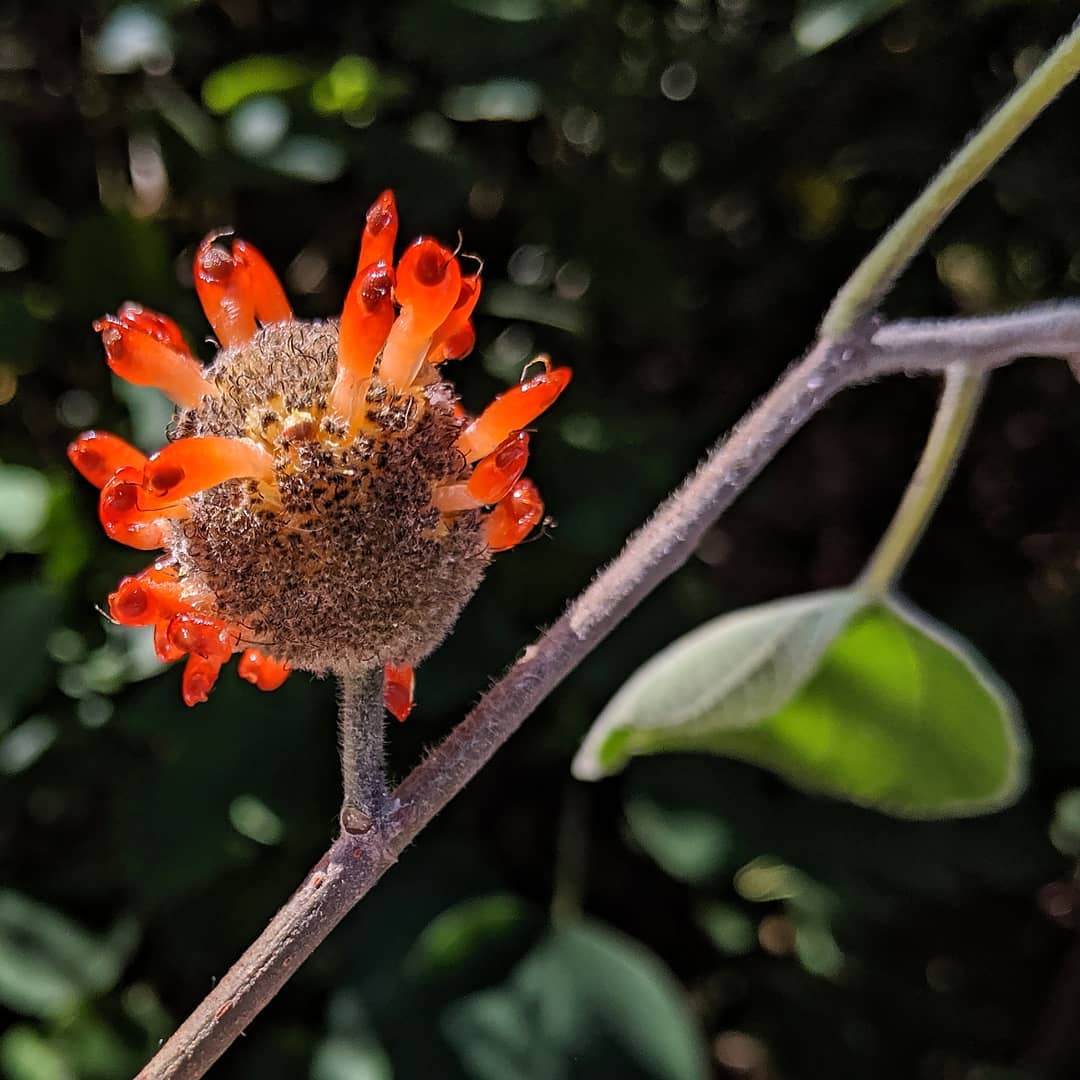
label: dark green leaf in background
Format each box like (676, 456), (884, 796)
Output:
(442, 920), (709, 1080)
(0, 891), (138, 1018)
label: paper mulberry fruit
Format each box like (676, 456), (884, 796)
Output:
(68, 191), (571, 720)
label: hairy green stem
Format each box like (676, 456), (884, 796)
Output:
(858, 364), (986, 598)
(338, 667), (388, 834)
(822, 21), (1080, 337)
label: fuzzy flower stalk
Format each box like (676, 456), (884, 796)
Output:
(69, 191), (570, 829)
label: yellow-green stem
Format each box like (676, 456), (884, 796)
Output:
(822, 22), (1080, 338)
(858, 365), (986, 599)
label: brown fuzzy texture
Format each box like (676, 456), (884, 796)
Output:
(168, 320), (490, 675)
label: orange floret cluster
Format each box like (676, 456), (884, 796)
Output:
(69, 191), (570, 717)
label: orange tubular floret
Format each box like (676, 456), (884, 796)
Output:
(432, 482), (481, 513)
(154, 621), (185, 663)
(107, 565), (187, 627)
(140, 436), (275, 509)
(182, 654), (223, 707)
(68, 430), (146, 488)
(117, 303), (189, 350)
(95, 313), (216, 408)
(233, 239), (292, 325)
(458, 362), (572, 462)
(99, 466), (189, 550)
(238, 649), (291, 691)
(167, 611), (239, 664)
(427, 274), (482, 364)
(358, 190), (399, 271)
(330, 262), (396, 423)
(485, 478), (545, 552)
(378, 238), (462, 390)
(383, 663), (415, 722)
(467, 430), (530, 504)
(195, 234), (291, 347)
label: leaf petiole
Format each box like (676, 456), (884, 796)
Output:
(857, 363), (985, 599)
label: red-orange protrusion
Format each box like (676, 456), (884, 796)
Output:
(195, 234), (291, 347)
(116, 302), (189, 350)
(233, 239), (292, 325)
(108, 565), (186, 627)
(427, 274), (482, 364)
(485, 478), (545, 552)
(99, 466), (188, 550)
(378, 238), (462, 389)
(141, 436), (275, 509)
(467, 430), (530, 504)
(67, 430), (146, 489)
(182, 653), (223, 706)
(238, 649), (291, 691)
(95, 312), (216, 408)
(383, 663), (415, 722)
(154, 620), (185, 663)
(358, 190), (399, 271)
(331, 262), (396, 423)
(167, 611), (239, 664)
(195, 233), (255, 346)
(458, 362), (571, 461)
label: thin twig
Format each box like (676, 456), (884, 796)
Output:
(137, 300), (1080, 1079)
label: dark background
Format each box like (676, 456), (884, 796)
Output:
(3, 1), (1080, 1077)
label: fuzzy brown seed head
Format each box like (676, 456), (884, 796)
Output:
(73, 196), (570, 710)
(168, 320), (490, 675)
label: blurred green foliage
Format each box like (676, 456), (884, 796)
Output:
(4, 0), (1080, 1077)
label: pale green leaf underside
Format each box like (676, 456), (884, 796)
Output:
(573, 589), (863, 781)
(575, 593), (1028, 819)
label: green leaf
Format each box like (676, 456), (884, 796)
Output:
(202, 56), (310, 114)
(703, 598), (1026, 817)
(0, 1026), (71, 1080)
(592, 592), (1027, 819)
(317, 991), (392, 1080)
(0, 891), (139, 1018)
(312, 1034), (391, 1080)
(404, 894), (531, 980)
(624, 780), (735, 885)
(442, 920), (709, 1080)
(695, 902), (756, 957)
(573, 589), (863, 780)
(578, 585), (1028, 819)
(48, 1007), (141, 1080)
